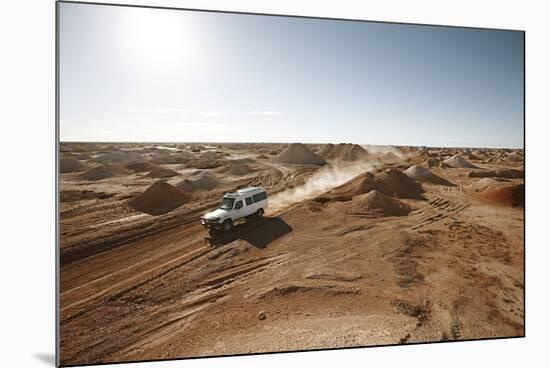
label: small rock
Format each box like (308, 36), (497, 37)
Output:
(258, 311), (267, 320)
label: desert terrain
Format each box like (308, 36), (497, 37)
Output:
(58, 142), (524, 366)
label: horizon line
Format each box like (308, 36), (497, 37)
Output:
(59, 140), (524, 150)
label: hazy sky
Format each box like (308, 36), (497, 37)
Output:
(59, 3), (524, 148)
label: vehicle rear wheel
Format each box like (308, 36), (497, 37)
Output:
(256, 208), (264, 218)
(222, 219), (233, 231)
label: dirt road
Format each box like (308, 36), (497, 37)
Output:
(58, 143), (524, 365)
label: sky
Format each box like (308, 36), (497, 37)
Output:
(59, 3), (524, 148)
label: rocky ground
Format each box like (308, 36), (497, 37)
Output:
(58, 142), (524, 365)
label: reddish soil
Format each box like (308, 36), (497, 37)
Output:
(58, 142), (524, 366)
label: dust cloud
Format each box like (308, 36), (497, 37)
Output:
(268, 162), (374, 213)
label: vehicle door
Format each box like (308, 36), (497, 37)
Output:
(244, 196), (254, 216)
(233, 199), (244, 220)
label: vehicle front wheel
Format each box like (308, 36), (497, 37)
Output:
(222, 219), (233, 231)
(256, 208), (264, 218)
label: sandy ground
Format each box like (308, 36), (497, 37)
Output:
(58, 143), (524, 366)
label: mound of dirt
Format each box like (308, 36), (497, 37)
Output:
(217, 159), (251, 176)
(325, 172), (377, 200)
(377, 151), (401, 163)
(128, 181), (191, 215)
(177, 172), (220, 192)
(227, 162), (250, 175)
(325, 168), (423, 201)
(416, 147), (429, 156)
(337, 144), (371, 161)
(468, 168), (524, 179)
(472, 149), (488, 159)
(181, 151), (225, 169)
(60, 157), (88, 173)
(193, 145), (208, 151)
(93, 151), (145, 165)
(61, 143), (99, 153)
(484, 157), (503, 164)
(404, 165), (455, 186)
(318, 143), (371, 162)
(150, 152), (193, 165)
(186, 158), (224, 169)
(425, 158), (451, 168)
(198, 151), (219, 161)
(81, 165), (130, 181)
(125, 162), (158, 173)
(316, 143), (335, 157)
(176, 179), (196, 192)
(190, 172), (220, 190)
(275, 143), (326, 165)
(146, 167), (180, 178)
(467, 178), (524, 207)
(375, 168), (424, 199)
(443, 154), (480, 169)
(497, 169), (524, 179)
(136, 147), (165, 154)
(507, 151), (523, 162)
(348, 190), (411, 217)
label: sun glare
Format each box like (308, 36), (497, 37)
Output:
(118, 8), (195, 71)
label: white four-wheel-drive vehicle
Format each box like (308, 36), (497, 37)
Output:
(200, 187), (268, 232)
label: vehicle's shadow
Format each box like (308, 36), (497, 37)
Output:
(207, 217), (293, 249)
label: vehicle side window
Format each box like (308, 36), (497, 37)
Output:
(245, 197), (253, 206)
(234, 200), (243, 210)
(252, 192), (267, 203)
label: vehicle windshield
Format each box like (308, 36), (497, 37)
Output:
(219, 197), (235, 210)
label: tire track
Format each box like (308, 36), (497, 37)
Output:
(108, 253), (290, 360)
(60, 240), (211, 325)
(409, 185), (470, 230)
(61, 196), (297, 326)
